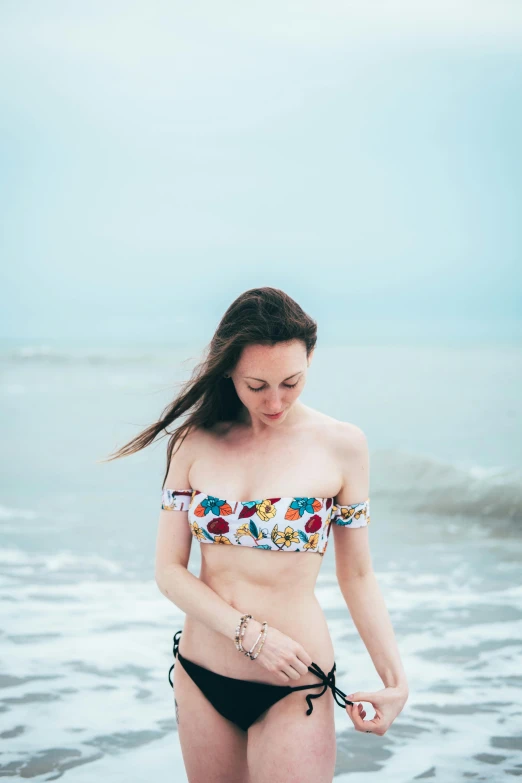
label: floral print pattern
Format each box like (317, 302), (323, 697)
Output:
(161, 488), (193, 511)
(161, 489), (370, 555)
(331, 500), (371, 527)
(194, 495), (233, 518)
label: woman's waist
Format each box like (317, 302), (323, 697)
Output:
(179, 594), (334, 683)
(199, 546), (322, 595)
(200, 572), (318, 604)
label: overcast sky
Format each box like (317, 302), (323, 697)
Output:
(1, 1), (521, 343)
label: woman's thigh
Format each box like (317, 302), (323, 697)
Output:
(247, 688), (337, 783)
(173, 659), (249, 783)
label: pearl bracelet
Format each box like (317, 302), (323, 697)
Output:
(234, 614), (252, 652)
(245, 621), (268, 660)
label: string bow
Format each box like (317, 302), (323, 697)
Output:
(291, 661), (354, 715)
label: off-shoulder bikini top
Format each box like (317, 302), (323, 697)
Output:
(161, 489), (370, 556)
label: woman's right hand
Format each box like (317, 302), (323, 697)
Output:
(241, 621), (313, 684)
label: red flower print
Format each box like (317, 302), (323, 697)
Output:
(305, 514), (322, 534)
(207, 518), (230, 535)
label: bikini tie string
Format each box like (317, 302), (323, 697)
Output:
(291, 662), (354, 715)
(168, 630), (182, 688)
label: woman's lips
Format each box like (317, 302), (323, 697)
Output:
(264, 411), (284, 418)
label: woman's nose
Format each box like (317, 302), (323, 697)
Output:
(264, 391), (282, 411)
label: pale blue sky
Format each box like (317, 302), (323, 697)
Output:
(1, 1), (521, 343)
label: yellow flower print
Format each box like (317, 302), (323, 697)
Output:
(214, 535), (232, 544)
(275, 526), (300, 548)
(348, 506), (368, 523)
(235, 523), (254, 541)
(339, 506), (355, 521)
(190, 522), (205, 541)
(303, 533), (320, 550)
(256, 500), (277, 522)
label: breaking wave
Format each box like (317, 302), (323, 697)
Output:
(372, 449), (522, 523)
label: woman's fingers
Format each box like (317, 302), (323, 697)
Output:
(349, 704), (369, 731)
(280, 664), (303, 681)
(293, 658), (310, 676)
(282, 652), (312, 679)
(359, 717), (383, 734)
(345, 686), (407, 735)
(347, 703), (364, 730)
(347, 702), (383, 734)
(296, 648), (313, 668)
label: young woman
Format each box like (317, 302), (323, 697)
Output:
(107, 287), (409, 783)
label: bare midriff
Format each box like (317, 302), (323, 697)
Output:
(179, 543), (336, 687)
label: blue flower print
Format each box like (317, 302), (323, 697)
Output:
(289, 497), (317, 517)
(201, 495), (226, 515)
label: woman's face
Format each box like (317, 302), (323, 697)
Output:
(229, 339), (313, 426)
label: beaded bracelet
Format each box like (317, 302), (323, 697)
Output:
(235, 613), (251, 651)
(245, 621), (268, 660)
(249, 622), (267, 660)
(245, 626), (263, 659)
(234, 614), (252, 652)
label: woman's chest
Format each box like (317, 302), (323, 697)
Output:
(189, 436), (341, 501)
(183, 427), (343, 555)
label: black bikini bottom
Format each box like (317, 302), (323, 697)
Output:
(168, 629), (353, 732)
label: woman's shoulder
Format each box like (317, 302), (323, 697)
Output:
(169, 422), (234, 462)
(306, 406), (367, 452)
(170, 424), (215, 457)
(165, 424), (221, 489)
(165, 425), (205, 474)
(306, 410), (368, 499)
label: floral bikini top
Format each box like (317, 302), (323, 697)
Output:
(161, 489), (370, 556)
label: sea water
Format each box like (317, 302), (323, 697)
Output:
(1, 338), (521, 782)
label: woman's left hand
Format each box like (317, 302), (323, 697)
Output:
(345, 686), (408, 735)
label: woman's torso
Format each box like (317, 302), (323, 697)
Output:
(180, 404), (345, 683)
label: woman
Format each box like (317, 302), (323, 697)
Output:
(107, 287), (409, 783)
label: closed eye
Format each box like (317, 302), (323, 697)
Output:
(248, 382), (299, 392)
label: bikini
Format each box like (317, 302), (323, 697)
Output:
(162, 488), (370, 731)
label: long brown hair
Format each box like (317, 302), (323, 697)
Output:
(102, 287), (317, 488)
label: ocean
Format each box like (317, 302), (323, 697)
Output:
(1, 337), (521, 781)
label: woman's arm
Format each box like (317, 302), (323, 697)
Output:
(335, 549), (409, 691)
(154, 429), (249, 641)
(156, 541), (247, 641)
(332, 424), (408, 733)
